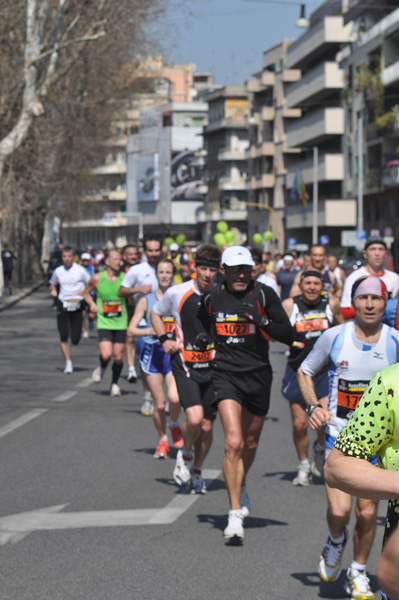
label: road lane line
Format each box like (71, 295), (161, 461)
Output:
(0, 409), (48, 440)
(76, 378), (93, 388)
(52, 391), (77, 402)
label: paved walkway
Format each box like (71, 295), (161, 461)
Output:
(0, 278), (46, 312)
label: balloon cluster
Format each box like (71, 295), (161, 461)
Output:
(213, 221), (236, 247)
(252, 231), (273, 246)
(163, 234), (187, 248)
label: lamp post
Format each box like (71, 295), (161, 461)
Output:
(312, 146), (318, 245)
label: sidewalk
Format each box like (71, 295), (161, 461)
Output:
(0, 278), (46, 312)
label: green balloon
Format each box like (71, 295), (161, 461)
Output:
(225, 230), (235, 242)
(176, 234), (186, 246)
(252, 233), (262, 246)
(214, 233), (226, 247)
(263, 230), (273, 241)
(216, 220), (228, 233)
(164, 237), (175, 248)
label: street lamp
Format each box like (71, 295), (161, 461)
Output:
(296, 4), (310, 28)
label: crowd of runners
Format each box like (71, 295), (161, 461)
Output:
(47, 234), (399, 600)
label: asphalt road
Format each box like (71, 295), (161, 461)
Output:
(0, 287), (387, 600)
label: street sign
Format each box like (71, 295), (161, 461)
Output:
(319, 235), (329, 246)
(370, 229), (380, 237)
(341, 230), (364, 250)
(356, 229), (367, 239)
(287, 237), (297, 247)
(384, 227), (393, 236)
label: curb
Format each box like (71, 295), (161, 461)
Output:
(0, 279), (46, 312)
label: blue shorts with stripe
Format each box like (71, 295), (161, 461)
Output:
(140, 342), (171, 376)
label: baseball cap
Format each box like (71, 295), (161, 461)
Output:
(81, 252), (91, 260)
(169, 243), (179, 251)
(364, 236), (387, 250)
(221, 246), (255, 267)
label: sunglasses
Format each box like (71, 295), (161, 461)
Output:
(226, 265), (252, 273)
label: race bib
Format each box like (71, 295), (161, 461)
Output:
(295, 317), (329, 333)
(162, 316), (175, 337)
(337, 379), (367, 419)
(215, 322), (256, 336)
(103, 300), (122, 318)
(182, 348), (215, 364)
(63, 299), (81, 312)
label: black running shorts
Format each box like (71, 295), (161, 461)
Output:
(212, 365), (272, 416)
(174, 374), (217, 421)
(97, 329), (127, 344)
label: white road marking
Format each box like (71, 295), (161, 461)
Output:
(0, 469), (222, 545)
(52, 391), (77, 402)
(0, 409), (48, 440)
(76, 378), (93, 388)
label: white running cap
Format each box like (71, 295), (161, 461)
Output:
(221, 246), (254, 267)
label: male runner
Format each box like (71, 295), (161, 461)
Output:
(340, 236), (399, 321)
(282, 270), (343, 486)
(121, 244), (141, 383)
(297, 276), (399, 600)
(200, 246), (293, 543)
(151, 244), (221, 495)
(290, 244), (337, 298)
(119, 237), (161, 415)
(84, 249), (127, 397)
(49, 247), (90, 373)
(251, 248), (279, 296)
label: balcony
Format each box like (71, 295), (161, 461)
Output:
(286, 107), (344, 148)
(283, 106), (301, 118)
(218, 176), (247, 191)
(247, 174), (275, 190)
(286, 62), (344, 109)
(382, 161), (399, 188)
(245, 142), (275, 159)
(92, 163), (127, 175)
(262, 107), (275, 121)
(246, 77), (264, 93)
(286, 154), (344, 188)
(218, 147), (247, 161)
(282, 69), (301, 83)
(261, 71), (275, 87)
(204, 117), (248, 133)
(286, 16), (355, 70)
(285, 199), (356, 229)
(382, 60), (399, 88)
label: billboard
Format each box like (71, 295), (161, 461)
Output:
(171, 150), (204, 200)
(137, 154), (159, 202)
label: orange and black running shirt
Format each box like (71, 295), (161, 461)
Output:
(288, 295), (334, 371)
(202, 281), (293, 373)
(152, 279), (214, 382)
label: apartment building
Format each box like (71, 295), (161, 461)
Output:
(61, 58), (205, 249)
(246, 41), (302, 251)
(199, 85), (249, 242)
(339, 0), (399, 258)
(284, 0), (357, 248)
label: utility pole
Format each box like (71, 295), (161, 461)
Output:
(312, 146), (318, 245)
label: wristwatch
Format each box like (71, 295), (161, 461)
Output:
(260, 316), (269, 328)
(305, 403), (322, 417)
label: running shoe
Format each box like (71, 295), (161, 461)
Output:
(293, 463), (312, 486)
(63, 360), (73, 374)
(318, 528), (347, 582)
(311, 440), (325, 478)
(82, 331), (89, 339)
(141, 393), (154, 416)
(224, 510), (244, 543)
(170, 423), (184, 448)
(154, 439), (170, 459)
(344, 568), (374, 600)
(92, 366), (103, 383)
(190, 473), (207, 494)
(127, 365), (137, 383)
(110, 383), (121, 397)
(240, 485), (251, 517)
(173, 449), (192, 486)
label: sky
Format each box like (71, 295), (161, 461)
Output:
(161, 0), (323, 86)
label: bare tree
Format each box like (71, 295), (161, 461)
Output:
(0, 0), (165, 292)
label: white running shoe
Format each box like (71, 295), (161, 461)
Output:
(224, 510), (244, 543)
(311, 440), (325, 478)
(293, 463), (312, 486)
(240, 485), (250, 517)
(318, 528), (347, 582)
(190, 473), (207, 494)
(141, 393), (154, 416)
(344, 568), (374, 600)
(63, 361), (73, 374)
(82, 331), (89, 339)
(127, 365), (137, 383)
(92, 366), (102, 383)
(110, 383), (121, 397)
(173, 449), (192, 486)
